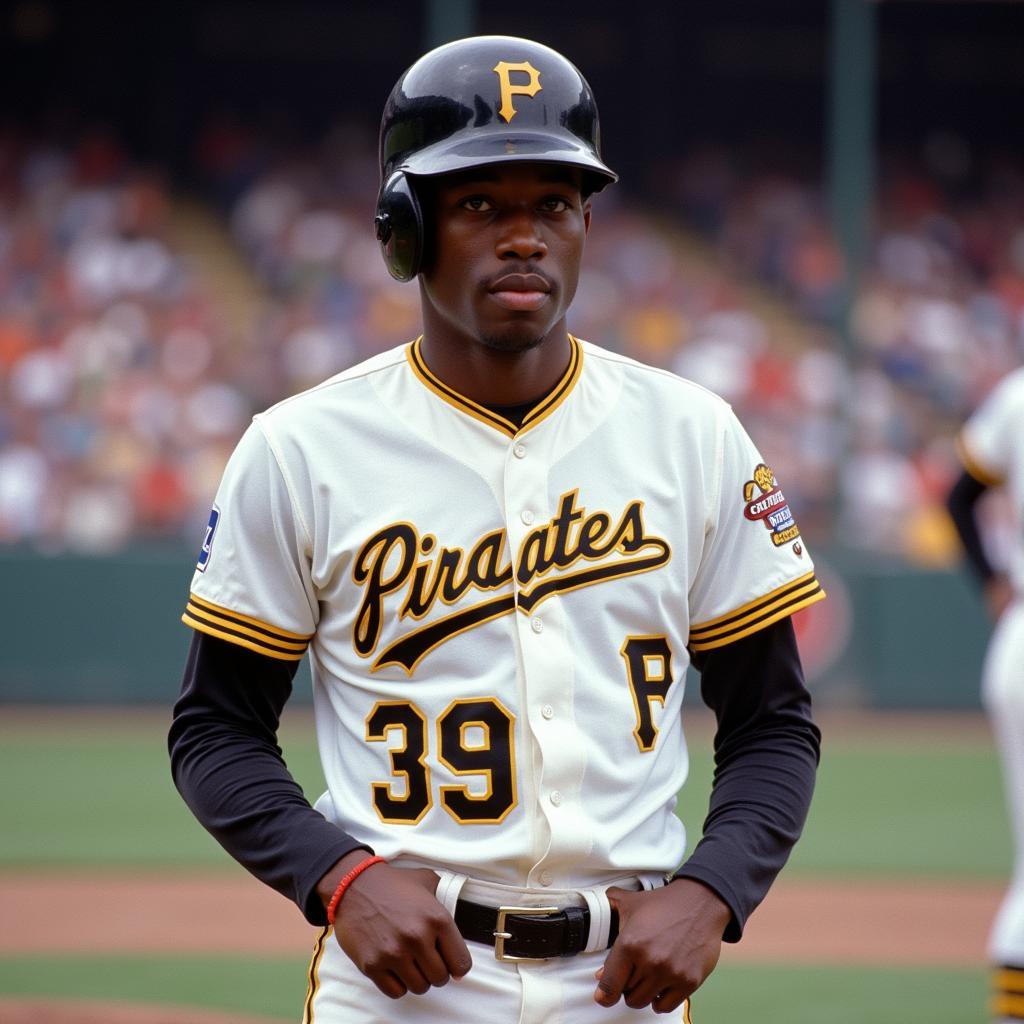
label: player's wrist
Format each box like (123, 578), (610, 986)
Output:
(316, 849), (380, 910)
(666, 877), (733, 930)
(324, 855), (387, 926)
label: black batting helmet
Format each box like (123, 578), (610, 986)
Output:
(374, 35), (618, 282)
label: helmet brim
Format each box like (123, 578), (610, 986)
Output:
(397, 129), (618, 192)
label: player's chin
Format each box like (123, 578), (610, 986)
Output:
(477, 324), (549, 354)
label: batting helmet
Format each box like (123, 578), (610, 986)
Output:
(374, 35), (618, 282)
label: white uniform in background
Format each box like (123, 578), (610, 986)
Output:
(958, 366), (1024, 1019)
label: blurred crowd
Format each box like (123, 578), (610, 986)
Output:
(0, 130), (256, 552)
(2, 123), (1022, 564)
(666, 141), (1024, 562)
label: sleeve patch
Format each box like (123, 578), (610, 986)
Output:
(196, 504), (221, 573)
(742, 464), (800, 548)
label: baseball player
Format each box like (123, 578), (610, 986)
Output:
(947, 366), (1024, 1023)
(169, 36), (823, 1023)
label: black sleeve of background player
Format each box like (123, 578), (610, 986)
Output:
(168, 632), (370, 926)
(673, 616), (821, 943)
(945, 469), (997, 584)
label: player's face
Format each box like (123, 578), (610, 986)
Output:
(419, 163), (591, 353)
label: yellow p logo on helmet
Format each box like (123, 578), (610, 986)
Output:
(493, 60), (542, 123)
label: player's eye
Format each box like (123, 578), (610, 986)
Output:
(539, 196), (572, 213)
(459, 196), (493, 212)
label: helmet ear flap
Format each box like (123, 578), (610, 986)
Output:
(374, 172), (423, 282)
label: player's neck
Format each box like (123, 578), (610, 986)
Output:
(417, 322), (573, 408)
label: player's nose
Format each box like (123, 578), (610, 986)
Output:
(495, 207), (546, 261)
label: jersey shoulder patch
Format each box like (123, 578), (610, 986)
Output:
(196, 504), (221, 573)
(742, 464), (800, 548)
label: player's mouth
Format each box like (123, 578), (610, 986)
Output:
(486, 272), (552, 312)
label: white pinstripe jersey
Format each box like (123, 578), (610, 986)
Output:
(183, 336), (825, 890)
(958, 366), (1024, 596)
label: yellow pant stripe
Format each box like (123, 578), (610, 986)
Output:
(993, 992), (1024, 1018)
(302, 926), (330, 1024)
(997, 967), (1024, 994)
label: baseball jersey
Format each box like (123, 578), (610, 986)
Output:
(183, 336), (824, 891)
(958, 366), (1024, 596)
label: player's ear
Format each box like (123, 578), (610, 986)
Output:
(583, 198), (592, 234)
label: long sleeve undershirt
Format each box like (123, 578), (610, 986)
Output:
(169, 616), (819, 937)
(945, 469), (997, 584)
(168, 636), (367, 925)
(674, 616), (820, 941)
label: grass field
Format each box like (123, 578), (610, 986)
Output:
(0, 709), (1008, 877)
(0, 708), (1009, 1021)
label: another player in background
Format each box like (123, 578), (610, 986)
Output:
(947, 366), (1024, 1024)
(169, 35), (823, 1022)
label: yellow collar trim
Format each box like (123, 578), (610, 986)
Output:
(406, 335), (584, 439)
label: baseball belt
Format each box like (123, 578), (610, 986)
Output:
(453, 898), (620, 962)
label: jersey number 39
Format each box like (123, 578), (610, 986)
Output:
(365, 635), (674, 825)
(366, 698), (517, 824)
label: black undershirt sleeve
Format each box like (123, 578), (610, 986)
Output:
(168, 632), (369, 926)
(945, 469), (996, 584)
(672, 616), (821, 942)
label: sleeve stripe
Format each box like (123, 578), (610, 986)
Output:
(182, 593), (313, 661)
(180, 610), (307, 659)
(955, 435), (1004, 487)
(187, 592), (314, 640)
(182, 613), (308, 661)
(689, 574), (822, 641)
(688, 584), (826, 652)
(690, 572), (820, 637)
(183, 600), (310, 650)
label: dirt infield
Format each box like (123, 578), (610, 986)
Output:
(0, 869), (999, 965)
(0, 870), (1000, 1022)
(0, 871), (1001, 1024)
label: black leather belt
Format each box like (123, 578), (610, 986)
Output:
(453, 899), (619, 962)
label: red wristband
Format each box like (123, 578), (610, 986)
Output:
(326, 855), (386, 927)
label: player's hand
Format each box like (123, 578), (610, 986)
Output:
(594, 878), (731, 1014)
(318, 852), (472, 999)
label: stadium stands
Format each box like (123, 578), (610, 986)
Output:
(2, 125), (1021, 566)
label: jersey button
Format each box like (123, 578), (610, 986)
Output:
(539, 870), (553, 886)
(541, 704), (554, 719)
(520, 509), (535, 525)
(549, 790), (563, 807)
(531, 617), (544, 634)
(513, 443), (527, 459)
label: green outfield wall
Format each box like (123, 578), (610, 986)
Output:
(0, 546), (994, 708)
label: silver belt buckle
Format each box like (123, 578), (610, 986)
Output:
(493, 905), (560, 963)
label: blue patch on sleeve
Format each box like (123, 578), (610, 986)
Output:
(197, 504), (221, 572)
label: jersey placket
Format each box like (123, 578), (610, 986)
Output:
(502, 432), (592, 890)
